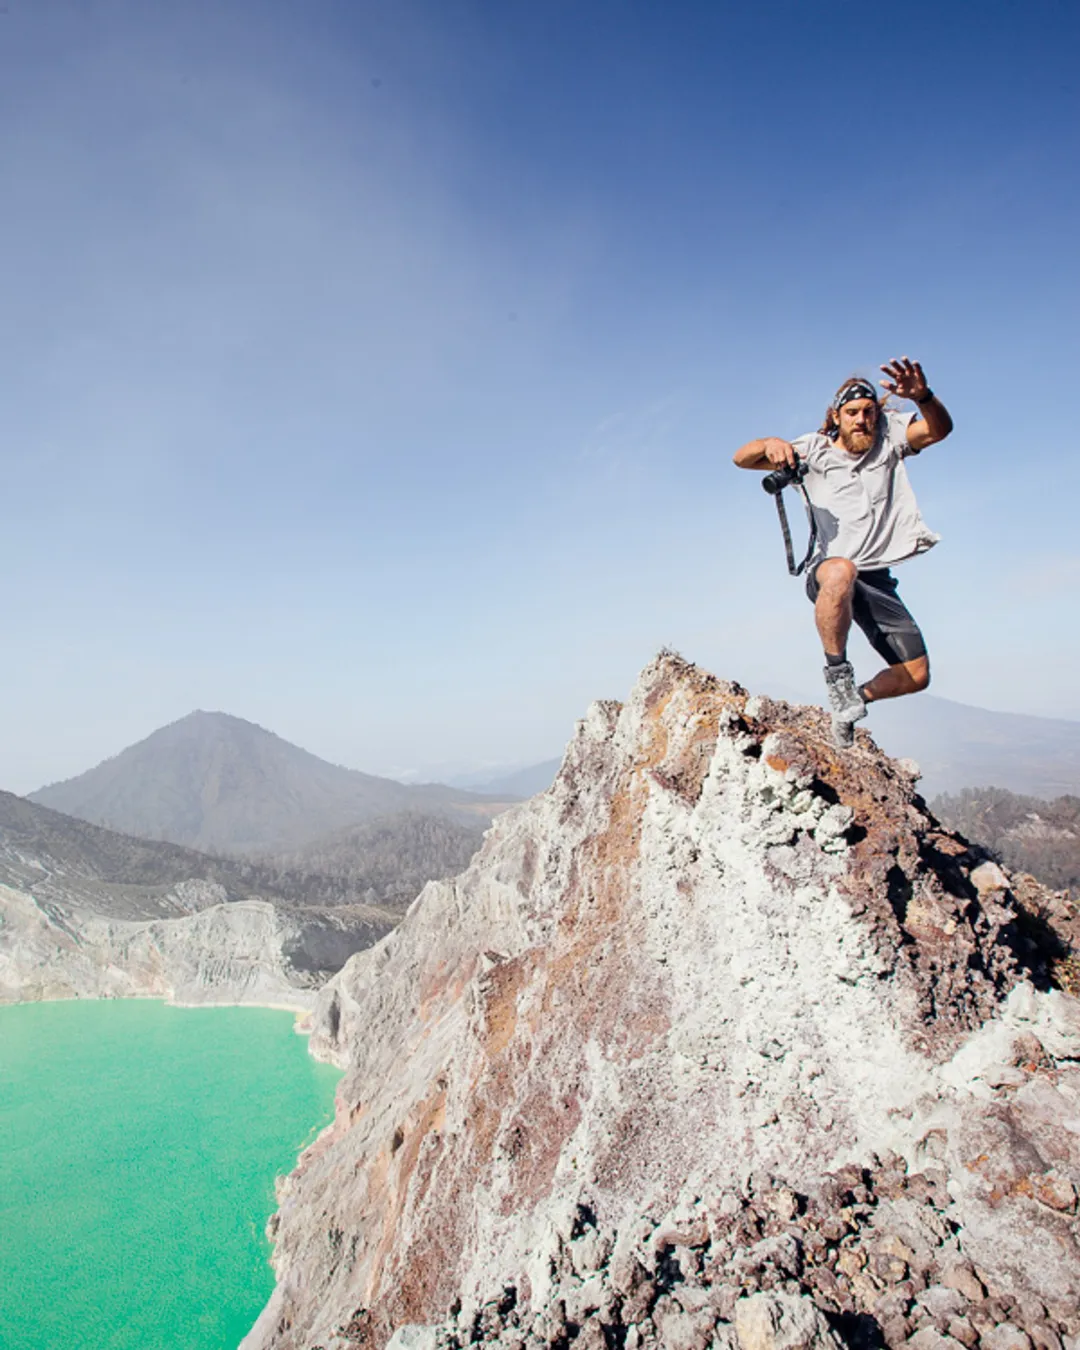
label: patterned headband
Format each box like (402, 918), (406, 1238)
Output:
(833, 380), (878, 411)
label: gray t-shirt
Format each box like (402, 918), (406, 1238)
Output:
(792, 410), (940, 571)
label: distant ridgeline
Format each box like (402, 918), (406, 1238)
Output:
(864, 690), (1080, 800)
(27, 709), (512, 855)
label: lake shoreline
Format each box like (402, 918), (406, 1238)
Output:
(3, 988), (314, 1022)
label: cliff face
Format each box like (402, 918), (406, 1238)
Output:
(0, 884), (396, 1008)
(0, 791), (400, 1008)
(241, 655), (1080, 1350)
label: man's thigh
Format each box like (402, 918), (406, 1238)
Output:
(851, 570), (927, 665)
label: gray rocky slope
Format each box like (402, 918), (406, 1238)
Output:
(240, 655), (1080, 1350)
(0, 791), (398, 1009)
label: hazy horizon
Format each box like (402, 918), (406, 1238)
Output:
(3, 0), (1077, 794)
(19, 684), (1080, 802)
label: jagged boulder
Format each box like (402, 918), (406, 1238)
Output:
(240, 655), (1080, 1350)
(734, 1292), (842, 1349)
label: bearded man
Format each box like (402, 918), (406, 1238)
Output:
(733, 357), (954, 747)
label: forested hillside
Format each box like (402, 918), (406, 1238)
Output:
(932, 786), (1080, 900)
(261, 811), (485, 912)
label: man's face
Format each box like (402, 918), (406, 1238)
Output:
(836, 398), (879, 454)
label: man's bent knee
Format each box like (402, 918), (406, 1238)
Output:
(890, 656), (930, 693)
(906, 656), (930, 691)
(815, 557), (858, 591)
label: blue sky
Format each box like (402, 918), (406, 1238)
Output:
(2, 0), (1078, 792)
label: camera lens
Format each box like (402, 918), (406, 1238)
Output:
(761, 459), (803, 495)
(761, 468), (789, 495)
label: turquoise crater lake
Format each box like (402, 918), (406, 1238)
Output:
(0, 999), (341, 1350)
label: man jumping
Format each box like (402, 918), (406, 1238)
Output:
(733, 357), (954, 747)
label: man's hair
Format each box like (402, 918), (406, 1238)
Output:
(819, 376), (890, 439)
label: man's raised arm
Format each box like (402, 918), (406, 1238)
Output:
(733, 437), (797, 470)
(905, 393), (953, 452)
(879, 356), (954, 452)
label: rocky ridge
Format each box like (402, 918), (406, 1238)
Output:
(239, 655), (1080, 1350)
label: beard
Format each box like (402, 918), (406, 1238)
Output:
(839, 427), (875, 454)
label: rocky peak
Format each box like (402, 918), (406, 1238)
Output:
(241, 654), (1080, 1350)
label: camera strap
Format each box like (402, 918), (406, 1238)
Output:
(774, 483), (817, 576)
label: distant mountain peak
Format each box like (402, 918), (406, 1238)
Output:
(159, 708), (280, 736)
(28, 713), (511, 855)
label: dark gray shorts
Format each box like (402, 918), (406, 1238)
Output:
(806, 565), (927, 666)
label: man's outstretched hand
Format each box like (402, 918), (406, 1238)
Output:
(880, 356), (930, 403)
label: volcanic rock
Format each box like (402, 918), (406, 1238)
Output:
(238, 654), (1080, 1349)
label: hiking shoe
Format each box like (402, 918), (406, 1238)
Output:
(823, 661), (867, 723)
(831, 713), (856, 749)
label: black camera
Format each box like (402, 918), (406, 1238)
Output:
(761, 457), (806, 495)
